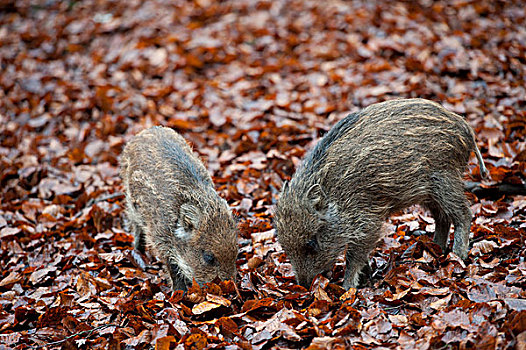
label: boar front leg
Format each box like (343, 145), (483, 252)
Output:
(131, 221), (146, 253)
(343, 248), (369, 289)
(451, 203), (471, 260)
(428, 204), (452, 254)
(168, 263), (189, 291)
(126, 201), (146, 253)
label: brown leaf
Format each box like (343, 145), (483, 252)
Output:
(29, 266), (57, 285)
(0, 227), (21, 239)
(253, 308), (301, 342)
(76, 272), (96, 298)
(313, 285), (332, 302)
(192, 301), (221, 315)
(504, 299), (526, 312)
(184, 333), (207, 349)
(0, 271), (22, 287)
(155, 336), (176, 350)
(0, 333), (21, 346)
(37, 307), (68, 328)
(471, 240), (499, 255)
(517, 331), (526, 350)
(124, 329), (151, 347)
(339, 288), (357, 302)
(38, 178), (81, 199)
(206, 293), (231, 307)
(216, 317), (238, 334)
(306, 337), (347, 350)
(2, 1), (525, 348)
(247, 256), (263, 270)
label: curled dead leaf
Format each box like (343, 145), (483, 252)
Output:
(206, 293), (231, 307)
(0, 271), (22, 287)
(471, 240), (499, 255)
(192, 301), (221, 315)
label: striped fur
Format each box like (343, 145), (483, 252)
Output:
(121, 126), (238, 290)
(275, 98), (487, 289)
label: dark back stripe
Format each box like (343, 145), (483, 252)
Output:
(301, 112), (360, 174)
(157, 133), (211, 186)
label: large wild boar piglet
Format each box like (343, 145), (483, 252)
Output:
(121, 126), (238, 290)
(275, 98), (488, 289)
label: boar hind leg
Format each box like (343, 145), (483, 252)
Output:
(428, 204), (452, 253)
(430, 174), (471, 259)
(450, 204), (471, 259)
(343, 248), (370, 289)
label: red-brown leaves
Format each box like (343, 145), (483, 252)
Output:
(1, 0), (525, 348)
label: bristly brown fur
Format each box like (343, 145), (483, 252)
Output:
(120, 126), (238, 291)
(275, 98), (487, 289)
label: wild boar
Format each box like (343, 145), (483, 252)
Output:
(274, 98), (488, 289)
(120, 126), (238, 290)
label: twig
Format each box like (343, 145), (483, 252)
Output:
(383, 305), (403, 313)
(86, 191), (125, 207)
(464, 181), (526, 198)
(395, 259), (433, 266)
(45, 324), (125, 347)
(400, 243), (417, 260)
(73, 191), (125, 219)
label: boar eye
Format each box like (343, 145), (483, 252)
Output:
(203, 251), (216, 266)
(305, 237), (319, 254)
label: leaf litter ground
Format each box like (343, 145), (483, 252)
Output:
(0, 0), (525, 349)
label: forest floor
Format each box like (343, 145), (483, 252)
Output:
(0, 0), (525, 349)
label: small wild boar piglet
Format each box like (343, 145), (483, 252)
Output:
(275, 98), (488, 289)
(120, 126), (238, 291)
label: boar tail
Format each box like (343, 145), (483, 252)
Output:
(473, 141), (489, 178)
(466, 121), (489, 179)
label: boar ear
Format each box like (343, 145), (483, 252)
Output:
(178, 203), (200, 236)
(306, 184), (328, 214)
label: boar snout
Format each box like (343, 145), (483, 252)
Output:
(219, 268), (237, 283)
(296, 273), (313, 289)
(296, 268), (331, 289)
